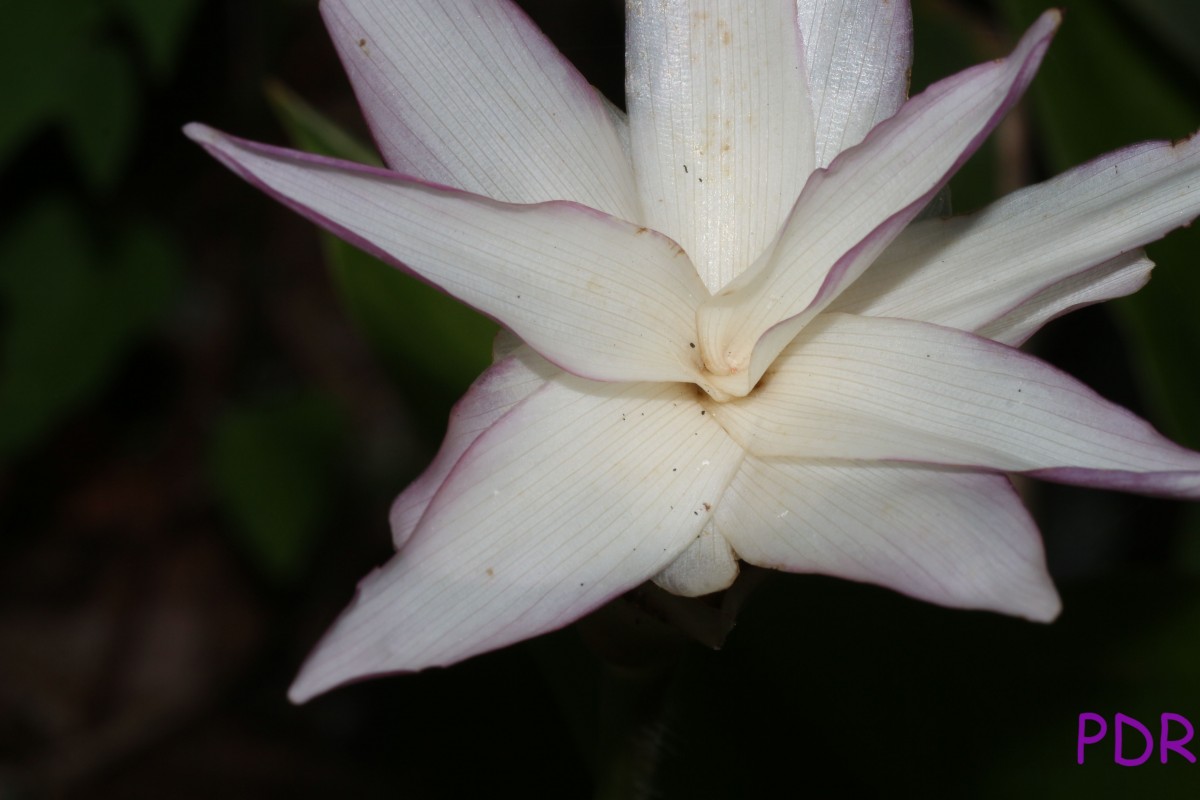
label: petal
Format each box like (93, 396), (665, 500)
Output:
(626, 0), (816, 292)
(798, 0), (913, 167)
(321, 0), (638, 217)
(185, 125), (709, 384)
(651, 522), (740, 597)
(710, 313), (1200, 496)
(833, 137), (1200, 336)
(390, 345), (558, 548)
(696, 11), (1059, 396)
(718, 458), (1059, 620)
(977, 250), (1153, 346)
(599, 92), (633, 165)
(289, 376), (744, 701)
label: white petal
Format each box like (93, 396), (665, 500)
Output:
(289, 377), (744, 701)
(977, 251), (1153, 346)
(833, 137), (1200, 336)
(696, 11), (1059, 396)
(718, 458), (1059, 620)
(185, 125), (709, 385)
(320, 0), (638, 217)
(798, 0), (913, 167)
(598, 90), (633, 165)
(390, 345), (558, 548)
(652, 522), (739, 597)
(626, 0), (816, 292)
(710, 313), (1200, 495)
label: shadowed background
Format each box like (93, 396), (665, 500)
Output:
(2, 0), (1200, 796)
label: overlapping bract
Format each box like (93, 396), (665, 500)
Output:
(186, 0), (1200, 703)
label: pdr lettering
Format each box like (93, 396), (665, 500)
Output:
(1077, 713), (1196, 765)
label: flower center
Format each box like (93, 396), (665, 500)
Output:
(694, 364), (758, 402)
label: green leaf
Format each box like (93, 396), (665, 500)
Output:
(0, 199), (180, 459)
(207, 394), (347, 582)
(265, 81), (383, 167)
(266, 82), (497, 392)
(320, 236), (497, 391)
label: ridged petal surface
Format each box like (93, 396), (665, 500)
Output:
(835, 137), (1200, 338)
(798, 0), (913, 167)
(185, 125), (709, 384)
(719, 458), (1060, 619)
(290, 376), (744, 701)
(390, 345), (558, 548)
(626, 0), (815, 292)
(321, 0), (638, 216)
(696, 12), (1059, 395)
(712, 313), (1200, 496)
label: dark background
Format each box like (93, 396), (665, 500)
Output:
(3, 0), (1200, 796)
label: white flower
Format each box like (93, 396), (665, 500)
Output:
(186, 0), (1200, 703)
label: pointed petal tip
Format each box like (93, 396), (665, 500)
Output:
(1013, 10), (1060, 70)
(1005, 571), (1062, 624)
(287, 645), (399, 705)
(1028, 589), (1063, 624)
(1023, 9), (1062, 41)
(287, 672), (322, 705)
(1028, 467), (1200, 499)
(182, 121), (218, 144)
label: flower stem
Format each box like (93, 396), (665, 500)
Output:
(593, 661), (674, 800)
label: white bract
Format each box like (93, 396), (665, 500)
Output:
(186, 0), (1200, 703)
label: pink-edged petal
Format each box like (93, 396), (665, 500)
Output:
(710, 313), (1200, 496)
(289, 376), (744, 701)
(321, 0), (638, 217)
(798, 0), (913, 168)
(185, 125), (709, 385)
(977, 251), (1153, 346)
(833, 137), (1200, 336)
(390, 345), (559, 548)
(696, 11), (1059, 396)
(651, 522), (740, 597)
(717, 458), (1059, 620)
(626, 0), (816, 293)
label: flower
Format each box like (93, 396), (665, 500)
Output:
(186, 0), (1200, 703)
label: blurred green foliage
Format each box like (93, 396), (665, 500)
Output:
(207, 393), (347, 582)
(0, 0), (198, 188)
(0, 199), (178, 457)
(0, 0), (193, 466)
